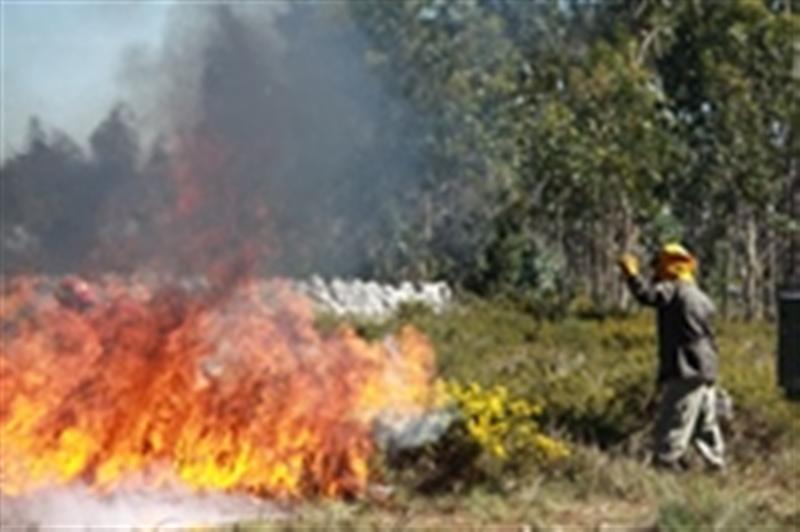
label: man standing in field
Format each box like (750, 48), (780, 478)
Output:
(618, 243), (725, 471)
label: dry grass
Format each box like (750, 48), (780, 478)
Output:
(249, 301), (800, 530)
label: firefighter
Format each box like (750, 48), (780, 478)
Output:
(618, 243), (725, 471)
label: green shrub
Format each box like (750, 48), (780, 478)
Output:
(321, 298), (799, 501)
(384, 301), (798, 453)
(383, 379), (568, 494)
(716, 320), (800, 453)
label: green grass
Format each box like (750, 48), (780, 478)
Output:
(336, 299), (798, 450)
(270, 299), (800, 529)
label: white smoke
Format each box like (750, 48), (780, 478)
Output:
(0, 484), (287, 530)
(374, 409), (456, 452)
(292, 277), (453, 319)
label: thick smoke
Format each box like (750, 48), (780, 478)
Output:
(2, 2), (418, 279)
(2, 7), (447, 527)
(0, 484), (286, 528)
(1, 6), (441, 524)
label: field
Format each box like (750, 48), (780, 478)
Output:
(254, 299), (799, 530)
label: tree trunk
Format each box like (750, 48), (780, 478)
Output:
(590, 220), (602, 306)
(764, 223), (777, 320)
(786, 149), (800, 288)
(720, 237), (731, 320)
(743, 209), (763, 320)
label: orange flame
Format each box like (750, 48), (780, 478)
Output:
(1, 276), (436, 499)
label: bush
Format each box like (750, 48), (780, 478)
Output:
(376, 302), (658, 446)
(716, 320), (800, 454)
(322, 297), (799, 512)
(384, 379), (568, 494)
(355, 299), (799, 455)
(441, 379), (569, 465)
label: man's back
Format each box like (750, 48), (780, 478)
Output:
(655, 280), (718, 384)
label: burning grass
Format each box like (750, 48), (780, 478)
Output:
(2, 284), (797, 529)
(1, 275), (438, 500)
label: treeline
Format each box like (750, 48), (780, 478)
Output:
(350, 0), (799, 319)
(2, 0), (798, 320)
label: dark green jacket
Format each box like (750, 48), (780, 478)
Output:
(626, 276), (719, 384)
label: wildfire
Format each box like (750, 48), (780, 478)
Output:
(0, 275), (437, 499)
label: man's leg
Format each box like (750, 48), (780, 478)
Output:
(692, 384), (726, 469)
(653, 379), (705, 468)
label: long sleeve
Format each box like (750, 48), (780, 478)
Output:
(626, 275), (676, 308)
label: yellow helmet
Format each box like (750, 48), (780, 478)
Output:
(654, 242), (697, 281)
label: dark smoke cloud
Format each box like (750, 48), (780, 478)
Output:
(2, 2), (419, 280)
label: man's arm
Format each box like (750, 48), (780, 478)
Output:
(626, 275), (675, 307)
(618, 253), (674, 307)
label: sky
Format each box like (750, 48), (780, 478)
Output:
(2, 1), (172, 158)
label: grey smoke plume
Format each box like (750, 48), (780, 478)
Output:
(1, 5), (442, 525)
(2, 2), (420, 279)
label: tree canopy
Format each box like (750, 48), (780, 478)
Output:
(3, 0), (797, 319)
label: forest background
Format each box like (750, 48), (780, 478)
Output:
(3, 0), (798, 321)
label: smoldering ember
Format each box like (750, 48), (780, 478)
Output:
(2, 1), (798, 530)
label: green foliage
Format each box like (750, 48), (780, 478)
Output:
(5, 1), (797, 313)
(377, 302), (654, 444)
(349, 0), (798, 315)
(351, 1), (526, 285)
(717, 320), (800, 451)
(375, 299), (799, 455)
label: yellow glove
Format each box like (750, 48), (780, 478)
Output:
(618, 254), (639, 278)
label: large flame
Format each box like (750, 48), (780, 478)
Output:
(1, 275), (436, 498)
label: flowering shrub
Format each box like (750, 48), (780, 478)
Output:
(439, 379), (569, 467)
(383, 379), (569, 492)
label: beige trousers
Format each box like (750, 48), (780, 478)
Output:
(653, 379), (725, 469)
